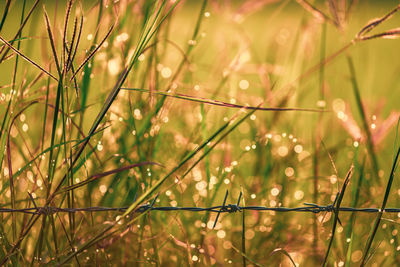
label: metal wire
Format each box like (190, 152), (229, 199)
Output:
(0, 202), (397, 215)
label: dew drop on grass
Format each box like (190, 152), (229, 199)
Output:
(97, 143), (103, 151)
(134, 109), (142, 120)
(332, 98), (345, 112)
(192, 255), (198, 262)
(285, 167), (294, 177)
(99, 184), (107, 194)
(271, 187), (279, 196)
(27, 171), (34, 182)
(250, 194), (256, 199)
(317, 100), (326, 108)
(239, 79), (249, 90)
(277, 146), (288, 157)
(245, 229), (255, 240)
(294, 144), (303, 153)
(337, 111), (348, 121)
(294, 190), (304, 200)
(195, 181), (207, 191)
(217, 230), (226, 239)
(223, 241), (232, 249)
(107, 57), (121, 75)
(161, 67), (172, 78)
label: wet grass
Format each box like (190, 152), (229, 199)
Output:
(0, 0), (400, 266)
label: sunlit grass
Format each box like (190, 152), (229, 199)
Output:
(0, 0), (400, 266)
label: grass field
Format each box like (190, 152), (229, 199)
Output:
(0, 0), (400, 266)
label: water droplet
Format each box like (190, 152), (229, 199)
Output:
(239, 79), (249, 90)
(271, 187), (280, 196)
(161, 67), (172, 78)
(217, 230), (226, 239)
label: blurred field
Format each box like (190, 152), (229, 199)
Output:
(0, 0), (400, 266)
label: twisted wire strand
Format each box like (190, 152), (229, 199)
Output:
(0, 204), (395, 215)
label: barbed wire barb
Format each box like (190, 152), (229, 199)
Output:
(3, 190), (400, 216)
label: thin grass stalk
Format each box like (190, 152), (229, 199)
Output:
(241, 189), (246, 267)
(313, 21), (326, 259)
(360, 144), (400, 265)
(322, 165), (354, 266)
(121, 88), (322, 112)
(346, 55), (380, 183)
(0, 0), (11, 32)
(345, 155), (363, 266)
(3, 0), (27, 242)
(32, 7), (66, 264)
(62, 0), (73, 72)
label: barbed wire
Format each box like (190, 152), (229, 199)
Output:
(1, 204), (399, 215)
(1, 190), (398, 220)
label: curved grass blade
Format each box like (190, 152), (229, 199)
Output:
(232, 245), (265, 267)
(270, 248), (296, 267)
(56, 162), (162, 194)
(121, 87), (323, 112)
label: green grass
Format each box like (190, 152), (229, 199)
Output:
(0, 0), (400, 266)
